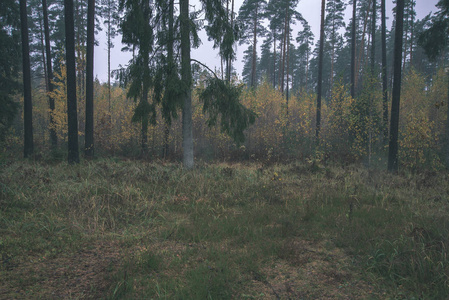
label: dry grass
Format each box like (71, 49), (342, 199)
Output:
(1, 158), (448, 298)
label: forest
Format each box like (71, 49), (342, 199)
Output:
(1, 0), (449, 298)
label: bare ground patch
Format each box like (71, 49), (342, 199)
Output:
(1, 240), (122, 299)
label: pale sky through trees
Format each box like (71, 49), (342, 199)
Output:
(93, 0), (440, 83)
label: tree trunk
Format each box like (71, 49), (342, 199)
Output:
(163, 0), (175, 158)
(446, 71), (449, 169)
(43, 0), (57, 148)
(107, 1), (112, 113)
(316, 0), (325, 140)
(281, 6), (288, 95)
(181, 0), (194, 169)
(85, 0), (95, 157)
(20, 0), (34, 158)
(65, 0), (80, 164)
(381, 0), (388, 144)
(351, 0), (357, 98)
(251, 6), (258, 88)
(371, 0), (376, 73)
(273, 33), (276, 88)
(388, 0), (405, 173)
(355, 0), (372, 91)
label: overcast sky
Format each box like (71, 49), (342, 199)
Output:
(93, 0), (440, 83)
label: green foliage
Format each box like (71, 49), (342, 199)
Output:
(200, 78), (256, 145)
(0, 0), (20, 143)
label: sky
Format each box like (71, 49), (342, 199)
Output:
(93, 0), (441, 83)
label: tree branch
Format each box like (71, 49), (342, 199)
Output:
(190, 58), (220, 80)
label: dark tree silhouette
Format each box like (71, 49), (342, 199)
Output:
(65, 0), (80, 164)
(351, 0), (356, 99)
(85, 0), (95, 157)
(388, 0), (405, 173)
(316, 0), (325, 140)
(20, 0), (34, 158)
(180, 0), (193, 169)
(381, 0), (388, 144)
(42, 0), (57, 148)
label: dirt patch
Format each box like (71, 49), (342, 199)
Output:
(249, 239), (380, 299)
(1, 241), (122, 299)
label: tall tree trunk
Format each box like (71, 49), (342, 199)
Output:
(273, 33), (276, 88)
(181, 0), (193, 169)
(355, 0), (372, 90)
(85, 0), (95, 157)
(38, 14), (48, 92)
(286, 24), (290, 118)
(43, 0), (57, 148)
(388, 0), (405, 173)
(402, 9), (409, 70)
(371, 0), (376, 72)
(163, 0), (175, 158)
(107, 1), (112, 113)
(281, 6), (288, 95)
(381, 0), (388, 144)
(446, 70), (449, 169)
(351, 0), (357, 98)
(20, 0), (34, 158)
(316, 0), (325, 140)
(251, 6), (258, 88)
(65, 0), (80, 164)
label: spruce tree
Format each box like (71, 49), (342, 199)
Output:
(120, 0), (155, 154)
(418, 0), (449, 168)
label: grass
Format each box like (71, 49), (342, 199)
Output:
(1, 158), (448, 298)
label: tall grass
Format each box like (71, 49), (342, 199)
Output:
(1, 159), (448, 298)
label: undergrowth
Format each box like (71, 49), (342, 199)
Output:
(0, 159), (448, 298)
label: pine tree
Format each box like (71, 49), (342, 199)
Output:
(351, 0), (357, 98)
(316, 0), (326, 140)
(65, 0), (80, 164)
(84, 0), (95, 157)
(20, 0), (34, 158)
(295, 23), (314, 93)
(0, 0), (20, 143)
(180, 0), (193, 168)
(388, 0), (405, 172)
(237, 0), (267, 88)
(100, 0), (119, 112)
(42, 0), (57, 148)
(325, 0), (346, 91)
(381, 0), (388, 143)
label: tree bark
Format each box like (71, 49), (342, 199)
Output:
(43, 0), (57, 148)
(316, 0), (325, 140)
(371, 0), (376, 73)
(381, 0), (388, 144)
(251, 6), (258, 88)
(85, 0), (95, 157)
(20, 0), (34, 158)
(181, 0), (194, 169)
(65, 0), (80, 164)
(388, 0), (405, 173)
(351, 0), (357, 98)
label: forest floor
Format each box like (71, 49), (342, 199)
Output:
(1, 158), (448, 299)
